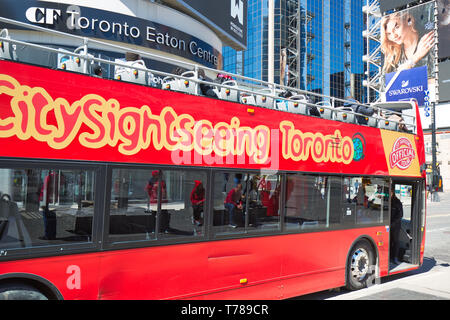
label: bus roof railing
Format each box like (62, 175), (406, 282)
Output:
(0, 16), (417, 134)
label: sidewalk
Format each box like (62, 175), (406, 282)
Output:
(328, 190), (450, 300)
(328, 260), (450, 300)
(426, 190), (450, 206)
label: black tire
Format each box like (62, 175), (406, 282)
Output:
(345, 240), (376, 291)
(0, 282), (48, 300)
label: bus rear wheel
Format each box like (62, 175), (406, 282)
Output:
(0, 282), (48, 300)
(346, 240), (376, 291)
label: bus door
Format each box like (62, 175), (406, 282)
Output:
(390, 180), (425, 271)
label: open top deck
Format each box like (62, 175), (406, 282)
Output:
(0, 16), (418, 134)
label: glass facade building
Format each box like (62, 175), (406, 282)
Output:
(223, 0), (366, 103)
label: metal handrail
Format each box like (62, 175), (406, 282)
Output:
(0, 16), (416, 133)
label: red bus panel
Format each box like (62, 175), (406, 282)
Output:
(0, 226), (389, 299)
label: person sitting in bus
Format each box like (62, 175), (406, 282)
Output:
(355, 180), (369, 207)
(390, 187), (404, 264)
(306, 97), (321, 117)
(93, 64), (103, 78)
(398, 122), (410, 133)
(198, 69), (218, 98)
(214, 72), (233, 84)
(224, 183), (243, 228)
(190, 180), (205, 226)
(247, 177), (260, 207)
(172, 67), (185, 76)
(344, 96), (374, 125)
(354, 179), (371, 223)
(387, 113), (411, 133)
(125, 52), (141, 62)
(123, 52), (147, 71)
(245, 176), (262, 226)
(279, 89), (294, 98)
(258, 177), (271, 215)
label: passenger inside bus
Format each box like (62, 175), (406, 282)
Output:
(109, 168), (210, 239)
(224, 183), (243, 228)
(245, 177), (260, 225)
(93, 64), (103, 78)
(172, 66), (185, 76)
(354, 178), (369, 223)
(387, 113), (411, 133)
(213, 173), (281, 233)
(344, 96), (375, 125)
(198, 69), (218, 98)
(114, 52), (148, 85)
(390, 187), (404, 264)
(190, 180), (205, 226)
(215, 72), (233, 84)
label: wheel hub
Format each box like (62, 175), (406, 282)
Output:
(350, 248), (369, 280)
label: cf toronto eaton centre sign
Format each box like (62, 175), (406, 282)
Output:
(1, 0), (221, 68)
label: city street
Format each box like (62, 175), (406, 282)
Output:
(296, 191), (450, 300)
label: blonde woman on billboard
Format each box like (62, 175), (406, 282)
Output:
(380, 11), (434, 74)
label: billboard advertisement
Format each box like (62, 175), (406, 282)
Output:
(379, 0), (416, 13)
(381, 1), (450, 59)
(385, 66), (428, 105)
(380, 2), (435, 106)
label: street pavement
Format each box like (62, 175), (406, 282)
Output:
(327, 191), (450, 300)
(328, 259), (450, 300)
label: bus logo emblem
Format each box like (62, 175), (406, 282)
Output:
(352, 133), (366, 161)
(389, 137), (415, 170)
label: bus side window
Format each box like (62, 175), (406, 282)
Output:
(327, 176), (343, 227)
(212, 172), (281, 236)
(158, 169), (207, 239)
(245, 174), (281, 231)
(356, 178), (388, 225)
(284, 174), (328, 231)
(108, 168), (207, 243)
(0, 167), (95, 250)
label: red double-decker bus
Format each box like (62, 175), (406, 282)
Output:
(0, 23), (426, 300)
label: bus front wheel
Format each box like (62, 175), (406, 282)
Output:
(346, 240), (376, 291)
